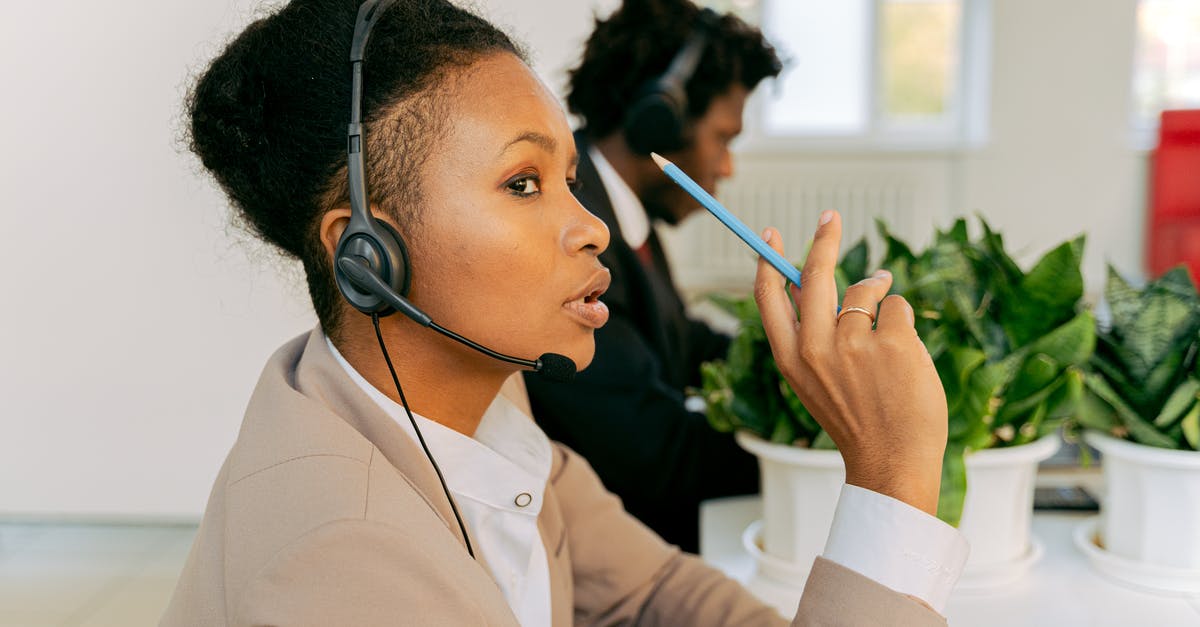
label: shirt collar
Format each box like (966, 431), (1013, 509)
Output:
(324, 334), (552, 515)
(589, 145), (651, 249)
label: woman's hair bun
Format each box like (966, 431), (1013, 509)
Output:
(617, 0), (697, 23)
(187, 16), (313, 259)
(192, 45), (269, 158)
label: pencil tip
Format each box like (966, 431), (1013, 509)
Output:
(650, 152), (669, 169)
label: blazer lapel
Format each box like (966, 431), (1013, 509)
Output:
(540, 447), (574, 627)
(290, 330), (495, 576)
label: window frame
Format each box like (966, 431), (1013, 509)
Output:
(730, 0), (992, 154)
(1129, 0), (1200, 151)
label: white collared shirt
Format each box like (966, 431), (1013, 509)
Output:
(326, 337), (553, 626)
(589, 145), (651, 249)
(824, 484), (968, 611)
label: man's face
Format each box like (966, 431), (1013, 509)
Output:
(647, 83), (748, 224)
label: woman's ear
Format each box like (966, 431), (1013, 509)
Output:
(320, 208), (354, 262)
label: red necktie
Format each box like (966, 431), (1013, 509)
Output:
(634, 241), (654, 268)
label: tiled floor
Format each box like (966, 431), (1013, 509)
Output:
(0, 522), (196, 627)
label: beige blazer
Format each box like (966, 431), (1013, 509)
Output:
(162, 329), (945, 626)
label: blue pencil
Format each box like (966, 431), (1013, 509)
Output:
(651, 153), (802, 285)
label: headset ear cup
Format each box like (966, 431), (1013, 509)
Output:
(333, 218), (412, 315)
(371, 219), (412, 297)
(621, 9), (718, 155)
(623, 83), (687, 155)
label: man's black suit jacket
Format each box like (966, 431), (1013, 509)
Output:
(524, 133), (760, 552)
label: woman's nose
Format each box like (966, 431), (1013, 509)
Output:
(563, 196), (610, 256)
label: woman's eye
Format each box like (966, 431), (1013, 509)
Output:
(507, 175), (541, 196)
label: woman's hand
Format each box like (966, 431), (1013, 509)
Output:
(754, 211), (947, 516)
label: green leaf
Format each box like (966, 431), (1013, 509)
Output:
(950, 286), (993, 357)
(937, 444), (967, 527)
(1084, 373), (1180, 448)
(1005, 353), (1060, 405)
(780, 379), (821, 435)
(1003, 236), (1085, 347)
(1157, 265), (1200, 300)
(951, 359), (1009, 448)
(811, 430), (837, 450)
(979, 218), (1023, 287)
(700, 361), (736, 433)
(877, 218), (916, 265)
(1104, 266), (1142, 334)
(996, 369), (1066, 426)
(840, 238), (870, 285)
(1039, 367), (1085, 437)
(1012, 401), (1048, 446)
(1153, 379), (1200, 428)
(1025, 312), (1096, 368)
(1075, 388), (1119, 433)
(1128, 297), (1198, 379)
(940, 218), (969, 246)
(938, 347), (985, 417)
(1183, 403), (1200, 450)
(769, 415), (797, 445)
(884, 256), (913, 295)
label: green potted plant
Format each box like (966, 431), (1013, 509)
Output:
(1076, 266), (1200, 594)
(702, 218), (1094, 590)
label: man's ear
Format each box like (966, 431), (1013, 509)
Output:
(320, 208), (354, 261)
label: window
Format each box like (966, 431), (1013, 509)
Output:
(715, 0), (989, 151)
(1133, 0), (1200, 138)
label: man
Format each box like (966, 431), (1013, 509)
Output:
(524, 0), (783, 552)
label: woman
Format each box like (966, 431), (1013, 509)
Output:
(164, 0), (963, 625)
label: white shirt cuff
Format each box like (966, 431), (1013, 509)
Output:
(821, 484), (969, 613)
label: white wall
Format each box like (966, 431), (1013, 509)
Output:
(0, 0), (318, 519)
(0, 0), (618, 520)
(960, 0), (1144, 290)
(0, 0), (1150, 519)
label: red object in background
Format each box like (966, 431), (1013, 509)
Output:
(1147, 109), (1200, 281)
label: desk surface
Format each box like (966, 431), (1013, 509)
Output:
(699, 495), (1200, 626)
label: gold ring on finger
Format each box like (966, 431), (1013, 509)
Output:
(836, 306), (876, 324)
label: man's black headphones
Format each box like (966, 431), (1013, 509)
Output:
(621, 7), (721, 155)
(335, 0), (411, 317)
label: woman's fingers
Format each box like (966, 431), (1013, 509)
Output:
(836, 270), (893, 335)
(875, 293), (917, 338)
(755, 227), (800, 365)
(796, 211), (842, 343)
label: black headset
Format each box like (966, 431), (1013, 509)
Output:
(336, 0), (411, 317)
(621, 7), (721, 155)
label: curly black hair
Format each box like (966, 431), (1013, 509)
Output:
(566, 0), (781, 141)
(186, 0), (521, 339)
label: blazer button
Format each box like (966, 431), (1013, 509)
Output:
(514, 492), (533, 507)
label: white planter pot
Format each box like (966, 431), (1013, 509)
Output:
(1081, 431), (1200, 593)
(737, 431), (1058, 593)
(735, 431), (844, 579)
(956, 435), (1060, 588)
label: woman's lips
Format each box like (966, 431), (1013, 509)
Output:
(562, 269), (611, 328)
(562, 298), (609, 328)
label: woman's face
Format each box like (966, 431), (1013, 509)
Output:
(399, 52), (611, 371)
